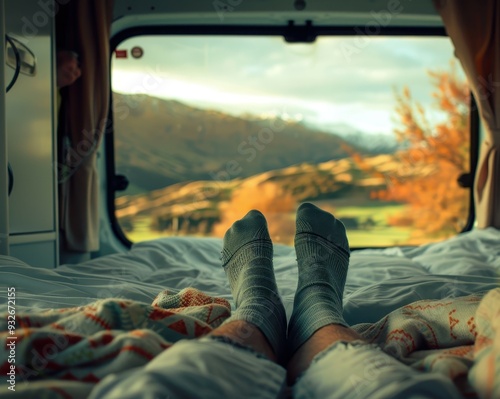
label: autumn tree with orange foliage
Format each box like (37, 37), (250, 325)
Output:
(213, 182), (296, 244)
(373, 62), (470, 239)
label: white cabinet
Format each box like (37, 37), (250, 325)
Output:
(2, 0), (58, 267)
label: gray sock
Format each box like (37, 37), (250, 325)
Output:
(221, 210), (287, 359)
(288, 203), (350, 353)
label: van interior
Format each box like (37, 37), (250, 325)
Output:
(1, 0), (499, 397)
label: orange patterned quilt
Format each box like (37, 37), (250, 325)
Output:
(1, 288), (230, 398)
(354, 288), (500, 398)
(1, 288), (499, 398)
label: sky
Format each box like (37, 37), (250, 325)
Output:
(111, 35), (464, 136)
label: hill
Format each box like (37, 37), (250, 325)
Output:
(113, 93), (364, 192)
(115, 154), (399, 236)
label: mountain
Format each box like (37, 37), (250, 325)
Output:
(112, 93), (366, 192)
(304, 121), (399, 154)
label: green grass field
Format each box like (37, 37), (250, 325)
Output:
(334, 204), (412, 247)
(123, 203), (414, 248)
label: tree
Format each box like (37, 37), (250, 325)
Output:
(373, 62), (470, 239)
(213, 182), (296, 244)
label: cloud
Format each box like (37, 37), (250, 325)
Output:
(112, 35), (462, 134)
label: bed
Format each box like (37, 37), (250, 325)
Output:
(1, 227), (500, 398)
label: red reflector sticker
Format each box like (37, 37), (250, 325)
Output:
(115, 49), (128, 58)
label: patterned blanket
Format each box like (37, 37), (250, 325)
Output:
(353, 288), (500, 398)
(0, 288), (230, 398)
(1, 288), (499, 398)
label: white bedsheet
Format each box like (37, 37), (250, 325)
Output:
(1, 227), (499, 324)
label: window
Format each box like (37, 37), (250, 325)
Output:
(111, 34), (471, 247)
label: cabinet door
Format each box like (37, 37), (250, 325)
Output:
(5, 0), (56, 234)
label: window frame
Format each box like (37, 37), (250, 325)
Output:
(107, 24), (478, 249)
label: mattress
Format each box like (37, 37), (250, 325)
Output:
(1, 228), (500, 398)
(1, 227), (499, 325)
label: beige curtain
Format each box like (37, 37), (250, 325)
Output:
(434, 0), (500, 228)
(57, 0), (114, 252)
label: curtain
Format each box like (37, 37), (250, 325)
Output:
(434, 0), (500, 228)
(57, 0), (114, 252)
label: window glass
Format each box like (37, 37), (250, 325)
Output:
(112, 35), (470, 246)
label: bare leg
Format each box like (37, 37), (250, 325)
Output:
(287, 324), (361, 384)
(210, 320), (278, 362)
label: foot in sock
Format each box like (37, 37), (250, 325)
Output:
(288, 203), (350, 354)
(221, 210), (287, 360)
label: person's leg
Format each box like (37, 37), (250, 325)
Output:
(90, 210), (287, 399)
(287, 203), (462, 399)
(293, 337), (463, 399)
(288, 323), (361, 383)
(210, 319), (278, 362)
(219, 209), (288, 361)
(287, 202), (352, 383)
